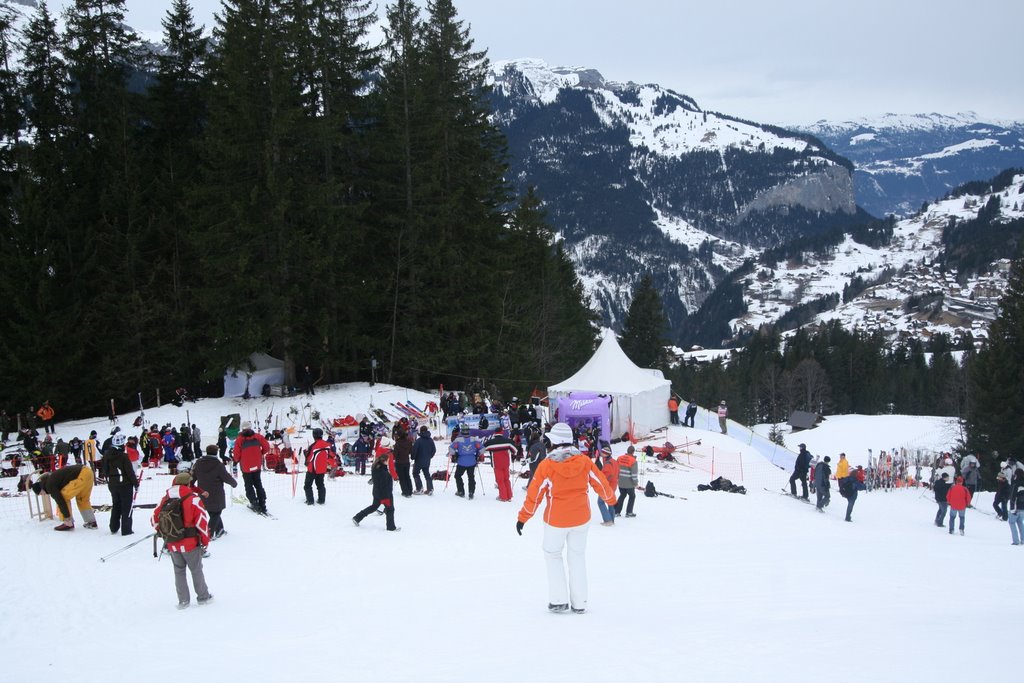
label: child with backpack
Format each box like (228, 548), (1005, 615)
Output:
(152, 472), (213, 609)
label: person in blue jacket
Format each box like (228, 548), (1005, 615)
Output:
(448, 427), (482, 499)
(412, 426), (436, 495)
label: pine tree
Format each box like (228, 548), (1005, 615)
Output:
(965, 255), (1024, 482)
(619, 274), (670, 370)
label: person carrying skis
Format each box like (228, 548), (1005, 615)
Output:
(790, 444), (812, 499)
(411, 426), (436, 495)
(516, 422), (617, 614)
(101, 432), (139, 536)
(152, 472), (213, 609)
(31, 464), (99, 531)
(483, 426), (516, 502)
(352, 447), (399, 531)
(233, 421), (271, 515)
(192, 445), (237, 539)
(303, 428), (333, 505)
(448, 426), (482, 499)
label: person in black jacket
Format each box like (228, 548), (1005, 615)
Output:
(933, 472), (951, 527)
(411, 426), (436, 495)
(790, 444), (812, 499)
(993, 473), (1010, 521)
(192, 445), (238, 539)
(352, 449), (399, 531)
(101, 433), (139, 535)
(393, 429), (414, 497)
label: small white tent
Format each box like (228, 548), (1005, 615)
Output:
(548, 332), (671, 438)
(223, 352), (285, 398)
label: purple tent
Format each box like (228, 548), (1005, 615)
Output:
(555, 392), (612, 438)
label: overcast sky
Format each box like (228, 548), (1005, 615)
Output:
(107, 0), (1023, 125)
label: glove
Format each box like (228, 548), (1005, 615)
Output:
(515, 521), (524, 536)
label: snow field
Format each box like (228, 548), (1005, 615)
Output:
(1, 385), (1018, 682)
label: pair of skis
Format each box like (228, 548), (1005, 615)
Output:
(391, 402), (426, 419)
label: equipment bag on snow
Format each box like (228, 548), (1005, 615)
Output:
(644, 481), (658, 497)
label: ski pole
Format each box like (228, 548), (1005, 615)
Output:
(99, 532), (156, 563)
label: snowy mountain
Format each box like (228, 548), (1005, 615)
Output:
(488, 59), (864, 336)
(725, 170), (1024, 348)
(797, 112), (1024, 218)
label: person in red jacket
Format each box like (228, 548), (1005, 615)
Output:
(516, 423), (617, 614)
(152, 473), (212, 609)
(946, 475), (972, 536)
(304, 428), (334, 505)
(233, 421), (271, 515)
(483, 427), (516, 502)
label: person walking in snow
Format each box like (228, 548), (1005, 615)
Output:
(595, 442), (618, 526)
(303, 428), (333, 505)
(516, 422), (617, 614)
(233, 421), (271, 515)
(668, 395), (680, 425)
(526, 429), (547, 484)
(152, 472), (213, 609)
(448, 426), (482, 499)
(352, 448), (399, 531)
(839, 465), (861, 522)
(483, 426), (517, 502)
(101, 432), (139, 536)
(411, 426), (436, 495)
(933, 472), (951, 527)
(352, 434), (372, 475)
(1007, 469), (1024, 545)
(31, 464), (99, 531)
(946, 476), (972, 535)
(393, 427), (414, 498)
(814, 456), (832, 512)
(790, 444), (812, 500)
(614, 445), (639, 518)
(192, 445), (237, 539)
(717, 401), (728, 434)
(994, 472), (1010, 521)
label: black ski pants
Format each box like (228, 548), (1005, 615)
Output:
(108, 483), (134, 535)
(242, 471), (267, 512)
(790, 471), (808, 498)
(208, 509), (224, 536)
(844, 491), (857, 521)
(304, 472), (326, 504)
(354, 497), (396, 530)
(615, 486), (636, 515)
(413, 463), (433, 492)
(454, 464), (476, 496)
(396, 462), (412, 497)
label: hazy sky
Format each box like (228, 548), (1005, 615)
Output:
(105, 0), (1024, 125)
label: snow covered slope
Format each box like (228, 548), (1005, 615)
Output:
(0, 383), (1013, 683)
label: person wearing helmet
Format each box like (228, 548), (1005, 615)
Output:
(102, 431), (140, 535)
(304, 428), (333, 505)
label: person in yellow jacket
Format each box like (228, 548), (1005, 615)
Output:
(83, 430), (102, 479)
(516, 422), (617, 614)
(835, 453), (851, 480)
(31, 464), (98, 531)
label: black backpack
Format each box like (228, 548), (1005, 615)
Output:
(644, 481), (658, 497)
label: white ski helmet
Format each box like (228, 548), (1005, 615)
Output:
(111, 433), (127, 448)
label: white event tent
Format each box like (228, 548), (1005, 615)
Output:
(223, 352), (285, 398)
(548, 332), (671, 439)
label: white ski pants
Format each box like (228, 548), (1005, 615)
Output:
(542, 522), (589, 609)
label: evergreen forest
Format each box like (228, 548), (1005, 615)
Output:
(0, 0), (598, 417)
